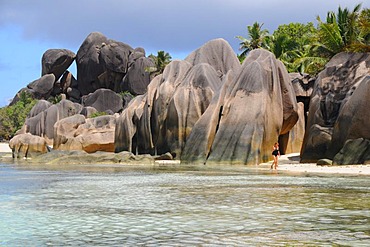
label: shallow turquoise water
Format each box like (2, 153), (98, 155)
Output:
(0, 163), (369, 246)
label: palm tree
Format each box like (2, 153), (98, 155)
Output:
(350, 7), (370, 52)
(236, 22), (269, 58)
(287, 45), (328, 75)
(315, 4), (363, 56)
(149, 50), (172, 75)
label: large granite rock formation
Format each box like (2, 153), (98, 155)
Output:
(53, 114), (116, 153)
(25, 99), (81, 143)
(182, 49), (298, 165)
(301, 53), (370, 163)
(115, 38), (240, 157)
(76, 32), (154, 97)
(114, 40), (298, 165)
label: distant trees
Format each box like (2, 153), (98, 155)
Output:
(0, 91), (37, 140)
(237, 3), (370, 75)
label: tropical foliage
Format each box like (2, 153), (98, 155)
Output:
(237, 3), (370, 75)
(148, 50), (172, 75)
(236, 22), (269, 61)
(0, 91), (38, 140)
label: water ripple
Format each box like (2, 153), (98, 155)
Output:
(0, 163), (369, 246)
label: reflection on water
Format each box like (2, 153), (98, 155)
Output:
(0, 163), (369, 246)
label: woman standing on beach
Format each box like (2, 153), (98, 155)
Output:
(271, 142), (280, 169)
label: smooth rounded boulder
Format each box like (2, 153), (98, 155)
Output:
(81, 88), (123, 113)
(41, 49), (76, 81)
(27, 74), (55, 99)
(76, 32), (135, 95)
(9, 133), (49, 158)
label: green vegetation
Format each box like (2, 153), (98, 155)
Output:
(0, 91), (38, 140)
(119, 90), (135, 98)
(148, 50), (172, 76)
(236, 22), (269, 61)
(90, 111), (108, 118)
(48, 94), (62, 104)
(236, 3), (370, 75)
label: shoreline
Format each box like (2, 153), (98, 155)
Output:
(1, 143), (369, 176)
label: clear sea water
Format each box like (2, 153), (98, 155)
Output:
(0, 162), (369, 246)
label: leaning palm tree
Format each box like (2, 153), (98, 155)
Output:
(236, 22), (270, 58)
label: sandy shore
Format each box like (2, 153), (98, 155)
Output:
(0, 142), (11, 153)
(260, 153), (370, 176)
(1, 144), (369, 175)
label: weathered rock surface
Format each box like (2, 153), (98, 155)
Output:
(121, 56), (155, 95)
(115, 38), (241, 159)
(281, 102), (305, 154)
(27, 74), (55, 99)
(290, 73), (315, 97)
(301, 53), (370, 163)
(81, 88), (123, 113)
(185, 38), (241, 78)
(76, 32), (155, 97)
(150, 61), (193, 154)
(182, 49), (298, 165)
(26, 99), (80, 143)
(327, 76), (370, 158)
(9, 133), (49, 158)
(115, 95), (146, 153)
(166, 63), (223, 156)
(41, 49), (76, 81)
(54, 114), (116, 153)
(80, 106), (98, 118)
(333, 138), (370, 165)
(28, 100), (52, 118)
(60, 71), (80, 102)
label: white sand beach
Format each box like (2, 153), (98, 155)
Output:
(0, 142), (11, 153)
(260, 153), (370, 176)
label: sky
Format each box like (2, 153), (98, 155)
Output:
(0, 0), (367, 106)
